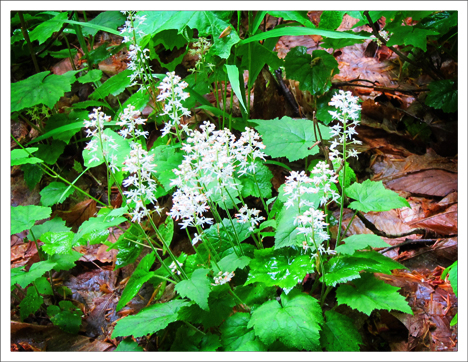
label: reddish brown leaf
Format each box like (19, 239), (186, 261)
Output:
(386, 169), (457, 197)
(409, 204), (457, 235)
(11, 241), (40, 269)
(54, 199), (97, 230)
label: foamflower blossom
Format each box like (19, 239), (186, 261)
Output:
(117, 105), (149, 139)
(188, 37), (214, 73)
(169, 260), (184, 275)
(231, 127), (267, 176)
(376, 29), (391, 46)
(157, 72), (192, 137)
(296, 208), (330, 252)
(235, 205), (265, 232)
(328, 90), (362, 161)
(212, 271), (235, 286)
(283, 171), (317, 209)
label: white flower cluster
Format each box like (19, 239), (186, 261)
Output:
(157, 72), (192, 137)
(212, 271), (235, 286)
(310, 161), (340, 206)
(83, 108), (119, 165)
(235, 205), (265, 232)
(122, 143), (159, 223)
(328, 90), (362, 161)
(169, 260), (184, 275)
(296, 208), (334, 257)
(168, 121), (266, 230)
(376, 30), (390, 47)
(120, 11), (154, 90)
(117, 105), (149, 139)
(188, 37), (215, 73)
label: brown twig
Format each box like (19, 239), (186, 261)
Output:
(378, 238), (437, 254)
(356, 211), (426, 239)
(331, 81), (430, 94)
(274, 68), (301, 116)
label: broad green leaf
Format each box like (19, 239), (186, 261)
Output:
(240, 26), (370, 45)
(387, 25), (439, 52)
(248, 289), (324, 350)
(333, 159), (357, 190)
(121, 90), (150, 113)
(11, 259), (57, 288)
(47, 300), (82, 334)
(11, 205), (51, 235)
(220, 313), (260, 351)
(235, 284), (277, 307)
(113, 225), (144, 269)
(150, 252), (188, 284)
(171, 326), (221, 351)
(21, 163), (43, 189)
(74, 213), (127, 244)
(35, 110), (88, 145)
(39, 181), (74, 206)
(77, 69), (103, 84)
(19, 287), (43, 321)
(225, 64), (247, 113)
(56, 19), (121, 36)
(35, 140), (66, 165)
(116, 252), (156, 311)
(267, 11), (315, 28)
(284, 47), (339, 96)
(346, 179), (410, 212)
(71, 100), (110, 110)
(218, 253), (251, 273)
(148, 145), (183, 191)
(47, 48), (77, 59)
(82, 11), (125, 36)
(320, 35), (365, 50)
(49, 251), (82, 272)
(417, 11), (457, 38)
(82, 128), (131, 168)
(204, 218), (252, 251)
(245, 247), (314, 289)
(174, 268), (211, 311)
(425, 79), (457, 113)
(447, 261), (457, 296)
(34, 277), (53, 295)
(320, 310), (362, 351)
(335, 234), (390, 255)
(112, 299), (190, 338)
(336, 273), (413, 316)
(89, 70), (132, 100)
(450, 313), (458, 327)
(252, 117), (331, 162)
(11, 71), (78, 112)
(29, 12), (69, 45)
(319, 11), (346, 30)
(114, 338), (144, 352)
(238, 159), (273, 199)
(11, 147), (43, 166)
(41, 231), (76, 255)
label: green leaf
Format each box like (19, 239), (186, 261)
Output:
(121, 90), (150, 113)
(82, 11), (126, 37)
(112, 299), (190, 338)
(89, 70), (132, 100)
(425, 79), (457, 113)
(148, 145), (183, 191)
(113, 225), (144, 269)
(450, 313), (457, 327)
(47, 48), (77, 59)
(335, 234), (390, 255)
(11, 71), (78, 112)
(71, 100), (110, 110)
(41, 231), (76, 255)
(34, 277), (54, 295)
(336, 273), (413, 316)
(42, 111), (88, 145)
(235, 284), (277, 307)
(225, 64), (247, 113)
(284, 47), (339, 96)
(82, 128), (131, 168)
(39, 181), (74, 206)
(319, 11), (346, 30)
(114, 338), (144, 352)
(11, 259), (57, 288)
(447, 261), (457, 296)
(47, 300), (83, 334)
(74, 213), (127, 244)
(252, 117), (330, 162)
(21, 163), (43, 190)
(387, 25), (439, 52)
(238, 159), (273, 199)
(19, 287), (43, 321)
(174, 268), (211, 311)
(267, 11), (315, 28)
(245, 247), (314, 289)
(35, 140), (66, 165)
(346, 179), (410, 212)
(116, 252), (156, 311)
(11, 205), (52, 235)
(11, 147), (43, 166)
(220, 313), (259, 351)
(248, 289), (324, 350)
(77, 69), (103, 84)
(29, 12), (69, 45)
(417, 11), (457, 38)
(239, 26), (370, 45)
(320, 310), (362, 351)
(203, 218), (252, 253)
(171, 326), (221, 351)
(49, 251), (82, 272)
(320, 36), (365, 50)
(218, 253), (251, 273)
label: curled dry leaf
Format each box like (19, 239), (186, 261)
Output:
(54, 199), (97, 230)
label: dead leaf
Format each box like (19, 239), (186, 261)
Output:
(409, 204), (457, 235)
(386, 169), (457, 197)
(54, 199), (97, 231)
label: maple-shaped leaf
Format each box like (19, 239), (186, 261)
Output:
(425, 79), (457, 113)
(247, 289), (324, 350)
(335, 234), (390, 255)
(346, 179), (410, 212)
(112, 299), (190, 338)
(238, 159), (273, 199)
(19, 287), (43, 321)
(320, 310), (362, 351)
(336, 273), (413, 316)
(174, 268), (212, 311)
(39, 181), (74, 206)
(170, 325), (221, 351)
(219, 312), (266, 351)
(41, 231), (76, 255)
(245, 247), (315, 289)
(284, 47), (339, 96)
(218, 253), (251, 273)
(11, 205), (52, 235)
(251, 117), (330, 162)
(387, 25), (439, 52)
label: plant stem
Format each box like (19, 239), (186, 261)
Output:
(18, 12), (40, 74)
